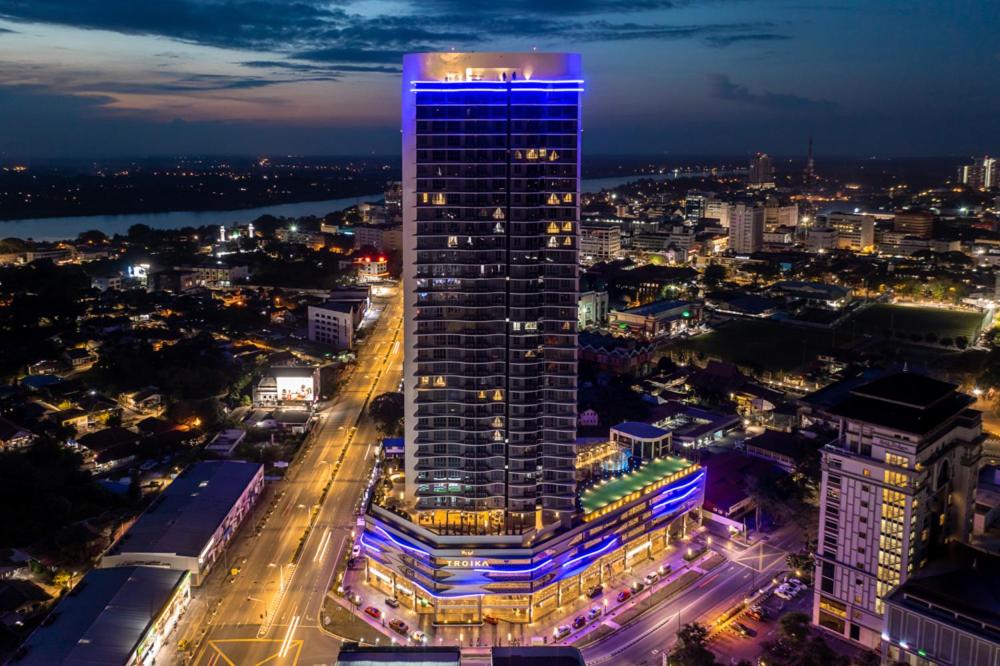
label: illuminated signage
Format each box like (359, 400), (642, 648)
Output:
(444, 559), (490, 568)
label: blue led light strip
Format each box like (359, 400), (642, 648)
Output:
(473, 558), (553, 575)
(410, 79), (584, 84)
(562, 536), (619, 569)
(410, 88), (583, 93)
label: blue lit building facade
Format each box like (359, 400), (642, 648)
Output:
(364, 457), (705, 624)
(402, 53), (581, 523)
(368, 52), (706, 625)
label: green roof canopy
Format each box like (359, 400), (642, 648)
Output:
(581, 456), (694, 514)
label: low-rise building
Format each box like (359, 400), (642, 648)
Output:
(578, 290), (609, 329)
(352, 222), (402, 253)
(101, 461), (264, 585)
(610, 421), (671, 460)
(0, 416), (34, 451)
(609, 299), (702, 339)
(205, 429), (246, 457)
(580, 223), (621, 263)
(175, 262), (249, 287)
(17, 566), (190, 666)
(308, 301), (360, 349)
(882, 544), (1000, 666)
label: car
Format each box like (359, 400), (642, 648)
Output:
(351, 544), (362, 558)
(385, 597), (400, 608)
(730, 622), (750, 638)
(631, 581), (645, 593)
(644, 572), (659, 586)
(410, 630), (426, 643)
(389, 619), (409, 635)
(617, 589), (632, 603)
(573, 616), (587, 629)
(587, 606), (602, 621)
(587, 584), (604, 599)
(364, 606), (381, 619)
(483, 615), (499, 625)
(554, 625), (571, 640)
(745, 608), (764, 622)
(658, 563), (672, 576)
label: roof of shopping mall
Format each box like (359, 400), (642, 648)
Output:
(581, 456), (695, 514)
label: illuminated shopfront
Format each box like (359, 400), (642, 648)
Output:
(362, 457), (705, 625)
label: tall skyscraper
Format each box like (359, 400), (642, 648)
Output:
(748, 152), (775, 189)
(812, 373), (981, 649)
(957, 156), (997, 190)
(804, 136), (815, 184)
(402, 52), (581, 526)
(728, 203), (764, 253)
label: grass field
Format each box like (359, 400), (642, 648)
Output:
(850, 304), (985, 342)
(677, 319), (843, 372)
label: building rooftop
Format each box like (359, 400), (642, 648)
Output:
(612, 421), (670, 440)
(851, 372), (956, 409)
(581, 456), (694, 514)
(886, 543), (1000, 642)
(18, 566), (186, 666)
(336, 645), (462, 666)
(831, 372), (973, 435)
(618, 299), (694, 317)
(106, 461), (261, 559)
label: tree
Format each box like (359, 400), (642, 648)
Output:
(670, 622), (718, 666)
(779, 611), (811, 643)
(369, 392), (404, 436)
(703, 262), (727, 290)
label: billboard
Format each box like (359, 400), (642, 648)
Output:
(276, 374), (314, 402)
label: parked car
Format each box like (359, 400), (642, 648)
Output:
(631, 581), (645, 593)
(617, 589), (632, 603)
(587, 606), (602, 621)
(385, 597), (400, 608)
(351, 544), (362, 558)
(364, 606), (381, 620)
(410, 630), (426, 643)
(587, 584), (604, 599)
(389, 619), (409, 635)
(644, 572), (659, 586)
(731, 622), (751, 638)
(573, 616), (587, 629)
(658, 563), (672, 576)
(554, 625), (571, 640)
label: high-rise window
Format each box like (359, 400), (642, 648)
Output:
(402, 53), (582, 528)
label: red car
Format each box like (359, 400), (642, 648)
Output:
(616, 589), (632, 603)
(364, 606), (381, 620)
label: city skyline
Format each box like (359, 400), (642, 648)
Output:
(0, 1), (997, 158)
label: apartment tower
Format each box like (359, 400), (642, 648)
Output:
(401, 53), (581, 530)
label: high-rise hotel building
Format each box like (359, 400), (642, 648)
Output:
(812, 373), (982, 649)
(402, 52), (581, 525)
(360, 53), (706, 626)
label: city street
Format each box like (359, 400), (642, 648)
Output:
(579, 522), (802, 666)
(168, 288), (404, 666)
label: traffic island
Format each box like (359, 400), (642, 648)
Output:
(321, 595), (390, 645)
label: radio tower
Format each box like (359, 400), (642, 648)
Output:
(804, 135), (815, 185)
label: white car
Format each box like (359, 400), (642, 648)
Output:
(587, 606), (602, 621)
(351, 544), (362, 558)
(644, 572), (659, 586)
(410, 630), (426, 643)
(554, 625), (571, 640)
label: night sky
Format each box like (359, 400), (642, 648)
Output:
(0, 1), (996, 159)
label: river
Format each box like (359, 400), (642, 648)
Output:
(1, 172), (718, 241)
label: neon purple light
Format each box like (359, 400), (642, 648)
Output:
(473, 558), (552, 574)
(649, 471), (705, 502)
(410, 79), (584, 85)
(374, 525), (431, 556)
(562, 536), (619, 569)
(651, 484), (702, 513)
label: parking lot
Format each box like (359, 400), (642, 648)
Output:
(710, 579), (812, 664)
